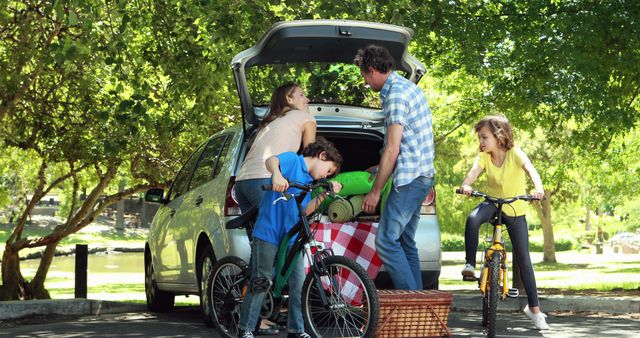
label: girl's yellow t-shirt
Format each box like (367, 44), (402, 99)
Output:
(477, 147), (528, 216)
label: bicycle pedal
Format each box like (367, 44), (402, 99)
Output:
(507, 288), (519, 298)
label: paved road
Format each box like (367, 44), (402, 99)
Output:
(1, 306), (638, 337)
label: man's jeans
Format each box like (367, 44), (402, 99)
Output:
(238, 238), (306, 333)
(375, 176), (434, 290)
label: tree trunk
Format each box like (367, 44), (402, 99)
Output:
(534, 191), (557, 263)
(0, 246), (26, 300)
(29, 242), (59, 299)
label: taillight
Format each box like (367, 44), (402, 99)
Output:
(420, 187), (436, 215)
(224, 176), (242, 216)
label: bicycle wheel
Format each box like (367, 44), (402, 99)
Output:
(301, 255), (379, 338)
(206, 256), (249, 338)
(485, 251), (501, 338)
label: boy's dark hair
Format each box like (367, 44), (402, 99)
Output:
(301, 136), (343, 173)
(353, 44), (395, 74)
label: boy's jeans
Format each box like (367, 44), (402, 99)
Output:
(375, 176), (434, 290)
(238, 238), (305, 333)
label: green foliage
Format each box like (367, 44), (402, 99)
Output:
(441, 233), (466, 251)
(529, 235), (575, 252)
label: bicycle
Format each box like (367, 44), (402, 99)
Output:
(456, 189), (540, 338)
(207, 180), (379, 338)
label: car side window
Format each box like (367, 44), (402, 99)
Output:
(168, 144), (205, 201)
(189, 135), (231, 190)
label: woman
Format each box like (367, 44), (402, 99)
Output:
(234, 82), (316, 335)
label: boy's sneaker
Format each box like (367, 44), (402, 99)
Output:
(287, 333), (311, 338)
(523, 305), (550, 330)
(239, 330), (255, 338)
(461, 263), (475, 277)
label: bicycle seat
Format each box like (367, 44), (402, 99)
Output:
(225, 206), (258, 229)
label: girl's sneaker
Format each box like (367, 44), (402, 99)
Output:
(523, 305), (550, 330)
(461, 263), (475, 277)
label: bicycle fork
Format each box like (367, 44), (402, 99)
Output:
(479, 225), (519, 299)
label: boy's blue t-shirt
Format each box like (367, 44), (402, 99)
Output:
(253, 152), (313, 247)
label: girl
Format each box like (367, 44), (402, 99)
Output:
(459, 115), (549, 330)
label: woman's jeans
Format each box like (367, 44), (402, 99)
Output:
(238, 239), (306, 333)
(464, 202), (540, 307)
(375, 176), (434, 290)
(235, 178), (272, 213)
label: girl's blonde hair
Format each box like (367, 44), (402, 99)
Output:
(258, 83), (300, 130)
(474, 115), (514, 150)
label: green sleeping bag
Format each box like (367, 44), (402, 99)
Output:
(315, 171), (393, 214)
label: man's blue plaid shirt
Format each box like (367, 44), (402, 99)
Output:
(380, 71), (435, 188)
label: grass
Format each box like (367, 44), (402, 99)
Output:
(439, 251), (640, 293)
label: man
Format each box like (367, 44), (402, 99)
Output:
(354, 44), (435, 290)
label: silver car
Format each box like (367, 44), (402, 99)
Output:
(144, 20), (442, 321)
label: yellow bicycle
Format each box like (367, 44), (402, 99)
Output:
(457, 189), (540, 338)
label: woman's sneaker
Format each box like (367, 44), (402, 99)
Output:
(523, 305), (550, 330)
(461, 263), (475, 277)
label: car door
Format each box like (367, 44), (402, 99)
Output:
(173, 134), (233, 285)
(153, 143), (205, 284)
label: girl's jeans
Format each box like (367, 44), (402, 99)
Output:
(375, 176), (434, 290)
(464, 202), (540, 307)
(238, 238), (306, 333)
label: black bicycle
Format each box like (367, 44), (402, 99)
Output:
(208, 180), (379, 338)
(456, 189), (540, 338)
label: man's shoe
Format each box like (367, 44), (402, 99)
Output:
(461, 263), (475, 277)
(287, 333), (311, 338)
(523, 305), (550, 330)
(239, 330), (255, 338)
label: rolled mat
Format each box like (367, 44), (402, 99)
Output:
(328, 195), (364, 222)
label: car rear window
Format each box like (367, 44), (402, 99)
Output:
(246, 62), (388, 109)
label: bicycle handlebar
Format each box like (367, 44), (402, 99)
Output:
(262, 180), (335, 196)
(455, 188), (541, 203)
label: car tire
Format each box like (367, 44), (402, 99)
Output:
(145, 251), (175, 312)
(199, 246), (216, 327)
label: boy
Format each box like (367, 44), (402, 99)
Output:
(238, 138), (343, 338)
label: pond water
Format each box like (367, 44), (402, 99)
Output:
(20, 252), (147, 301)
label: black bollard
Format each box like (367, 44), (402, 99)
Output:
(75, 244), (88, 298)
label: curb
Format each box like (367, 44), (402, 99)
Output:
(451, 292), (640, 314)
(0, 299), (147, 321)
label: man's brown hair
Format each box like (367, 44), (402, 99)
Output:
(353, 44), (395, 74)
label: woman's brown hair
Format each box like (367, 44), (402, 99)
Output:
(258, 83), (299, 129)
(474, 115), (515, 150)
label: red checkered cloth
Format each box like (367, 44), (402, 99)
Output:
(307, 222), (383, 305)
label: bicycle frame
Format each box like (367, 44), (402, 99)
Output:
(260, 181), (335, 305)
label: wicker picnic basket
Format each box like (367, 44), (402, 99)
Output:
(375, 290), (452, 337)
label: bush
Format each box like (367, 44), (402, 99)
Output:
(518, 236), (574, 252)
(441, 233), (466, 251)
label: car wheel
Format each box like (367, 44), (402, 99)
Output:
(145, 251), (175, 312)
(199, 246), (216, 327)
